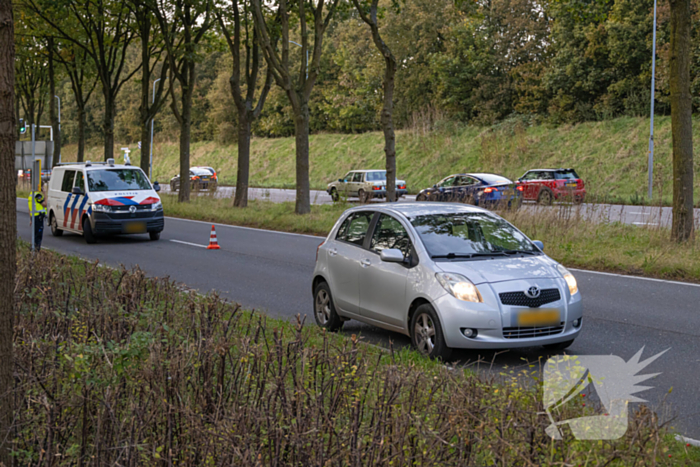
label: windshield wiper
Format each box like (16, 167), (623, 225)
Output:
(498, 249), (540, 255)
(432, 252), (508, 259)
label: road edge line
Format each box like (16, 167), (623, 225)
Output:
(675, 434), (700, 447)
(569, 268), (700, 289)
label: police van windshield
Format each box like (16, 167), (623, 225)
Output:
(87, 169), (152, 192)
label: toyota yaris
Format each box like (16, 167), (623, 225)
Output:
(312, 203), (582, 359)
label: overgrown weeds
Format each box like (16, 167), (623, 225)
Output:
(9, 247), (698, 465)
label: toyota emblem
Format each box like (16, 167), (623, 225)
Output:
(525, 286), (541, 299)
(129, 205), (137, 214)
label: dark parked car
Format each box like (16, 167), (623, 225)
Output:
(170, 167), (218, 192)
(517, 168), (585, 204)
(416, 173), (522, 209)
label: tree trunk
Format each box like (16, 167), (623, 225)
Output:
(669, 0), (694, 242)
(294, 105), (311, 214)
(48, 38), (60, 167)
(140, 123), (151, 177)
(382, 56), (397, 202)
(77, 106), (86, 162)
(103, 93), (115, 161)
(177, 64), (195, 203)
(0, 1), (16, 465)
(234, 112), (252, 208)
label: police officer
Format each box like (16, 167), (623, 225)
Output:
(28, 188), (47, 251)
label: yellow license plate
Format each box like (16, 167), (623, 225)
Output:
(517, 309), (560, 326)
(124, 222), (147, 234)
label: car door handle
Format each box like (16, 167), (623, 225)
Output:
(361, 259), (371, 268)
(328, 248), (338, 257)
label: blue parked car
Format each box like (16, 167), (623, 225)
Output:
(416, 173), (523, 209)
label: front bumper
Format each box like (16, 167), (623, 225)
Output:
(434, 278), (583, 349)
(92, 210), (165, 235)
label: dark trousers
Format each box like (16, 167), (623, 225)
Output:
(33, 214), (45, 251)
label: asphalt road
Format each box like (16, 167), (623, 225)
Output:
(15, 199), (700, 439)
(162, 185), (698, 228)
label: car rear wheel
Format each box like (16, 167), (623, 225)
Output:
(538, 189), (554, 205)
(170, 181), (178, 192)
(416, 193), (426, 202)
(314, 282), (343, 332)
(330, 188), (339, 202)
(543, 339), (574, 351)
(50, 213), (63, 237)
(411, 304), (451, 361)
(82, 217), (96, 244)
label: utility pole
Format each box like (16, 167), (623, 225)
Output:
(149, 78), (161, 179)
(648, 0), (658, 199)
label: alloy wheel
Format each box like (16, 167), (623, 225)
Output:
(414, 313), (436, 355)
(315, 289), (331, 325)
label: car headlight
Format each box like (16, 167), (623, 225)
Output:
(151, 201), (162, 211)
(92, 204), (112, 213)
(556, 264), (578, 296)
(436, 272), (483, 303)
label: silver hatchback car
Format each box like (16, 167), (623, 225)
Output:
(312, 203), (583, 359)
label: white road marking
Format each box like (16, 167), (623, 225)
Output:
(633, 222), (659, 226)
(675, 434), (700, 447)
(630, 211), (651, 215)
(570, 268), (700, 288)
(165, 215), (326, 239)
(170, 239), (207, 248)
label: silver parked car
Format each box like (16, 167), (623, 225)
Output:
(312, 203), (582, 359)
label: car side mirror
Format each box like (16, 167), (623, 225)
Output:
(72, 186), (84, 195)
(533, 240), (544, 251)
(153, 181), (161, 192)
(433, 184), (437, 189)
(339, 179), (344, 183)
(380, 248), (405, 263)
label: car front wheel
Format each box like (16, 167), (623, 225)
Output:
(411, 304), (451, 360)
(330, 188), (339, 202)
(82, 217), (96, 244)
(314, 282), (344, 332)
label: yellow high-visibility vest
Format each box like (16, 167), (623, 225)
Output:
(28, 192), (47, 216)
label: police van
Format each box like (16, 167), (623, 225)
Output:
(47, 159), (164, 244)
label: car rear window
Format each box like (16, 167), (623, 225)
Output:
(554, 170), (580, 180)
(476, 174), (512, 185)
(87, 169), (152, 192)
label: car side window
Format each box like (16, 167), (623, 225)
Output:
(336, 212), (374, 246)
(61, 170), (75, 192)
(540, 172), (554, 180)
(352, 172), (363, 183)
(370, 214), (412, 257)
(74, 172), (85, 192)
(456, 176), (478, 186)
(438, 176), (455, 188)
(343, 172), (352, 182)
(521, 172), (536, 181)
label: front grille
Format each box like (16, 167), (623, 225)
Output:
(105, 210), (158, 220)
(499, 288), (561, 308)
(503, 324), (565, 339)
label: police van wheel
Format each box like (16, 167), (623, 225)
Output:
(149, 231), (161, 241)
(50, 213), (63, 237)
(82, 217), (96, 244)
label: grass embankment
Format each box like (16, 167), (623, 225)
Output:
(60, 116), (700, 205)
(12, 245), (699, 465)
(162, 194), (700, 282)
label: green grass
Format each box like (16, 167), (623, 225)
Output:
(60, 115), (700, 206)
(12, 243), (700, 465)
(162, 195), (700, 282)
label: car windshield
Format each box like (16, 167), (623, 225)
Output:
(476, 174), (512, 185)
(365, 171), (387, 182)
(554, 170), (579, 180)
(410, 213), (539, 258)
(87, 169), (152, 192)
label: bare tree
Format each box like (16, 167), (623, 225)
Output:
(53, 41), (98, 162)
(350, 0), (398, 202)
(127, 0), (168, 178)
(216, 0), (272, 208)
(14, 41), (47, 132)
(252, 0), (341, 214)
(0, 0), (16, 465)
(24, 0), (141, 161)
(152, 0), (213, 203)
(669, 0), (694, 242)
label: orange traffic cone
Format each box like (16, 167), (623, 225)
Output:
(207, 225), (220, 250)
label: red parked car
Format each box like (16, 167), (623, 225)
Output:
(517, 168), (586, 204)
